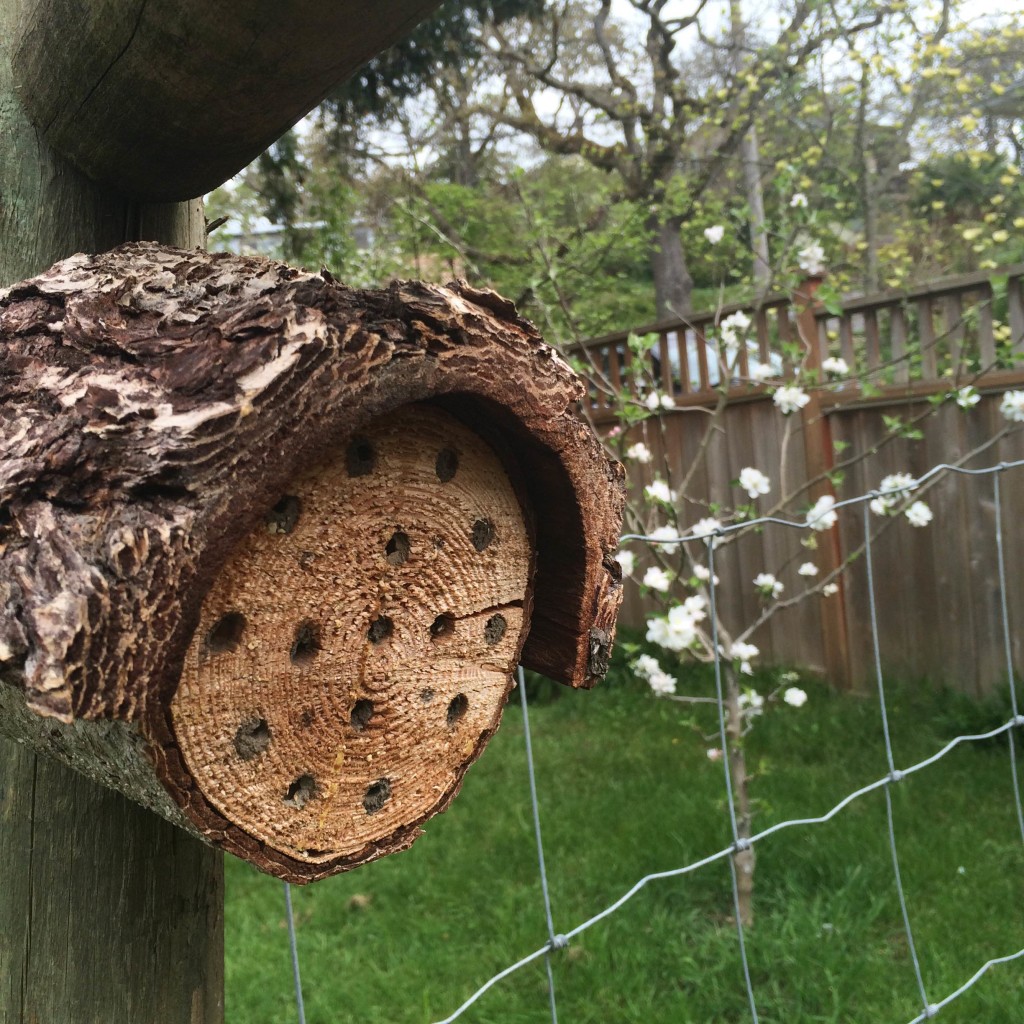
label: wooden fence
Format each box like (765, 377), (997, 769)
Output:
(569, 264), (1024, 696)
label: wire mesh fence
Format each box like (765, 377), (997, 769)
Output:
(283, 460), (1024, 1024)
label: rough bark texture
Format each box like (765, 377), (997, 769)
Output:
(648, 215), (694, 321)
(10, 0), (445, 201)
(0, 242), (624, 881)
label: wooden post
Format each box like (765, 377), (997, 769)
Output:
(0, 4), (223, 1019)
(1, 3), (621, 1016)
(794, 276), (852, 689)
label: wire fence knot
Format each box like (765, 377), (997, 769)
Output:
(733, 838), (753, 853)
(922, 1003), (941, 1019)
(1012, 715), (1024, 729)
(888, 769), (905, 784)
(549, 934), (569, 952)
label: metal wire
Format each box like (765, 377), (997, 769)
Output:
(427, 459), (1024, 1022)
(517, 664), (561, 1024)
(284, 882), (307, 1024)
(863, 502), (930, 1011)
(993, 471), (1024, 843)
(707, 537), (760, 1024)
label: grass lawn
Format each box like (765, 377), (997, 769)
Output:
(225, 663), (1024, 1023)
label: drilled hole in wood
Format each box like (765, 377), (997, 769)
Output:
(266, 495), (301, 535)
(447, 693), (468, 727)
(471, 518), (496, 552)
(484, 614), (507, 646)
(350, 699), (374, 732)
(290, 620), (321, 665)
(385, 531), (410, 566)
(420, 687), (435, 704)
(206, 611), (246, 654)
(367, 615), (393, 644)
(284, 774), (316, 809)
(363, 778), (391, 814)
(233, 717), (271, 760)
(430, 613), (455, 639)
(436, 447), (459, 482)
(346, 436), (376, 477)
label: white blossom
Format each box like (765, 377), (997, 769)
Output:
(693, 564), (720, 586)
(731, 641), (759, 662)
(1000, 390), (1024, 422)
(625, 442), (653, 463)
(822, 582), (839, 596)
(616, 550), (635, 577)
(754, 572), (784, 599)
(649, 525), (683, 551)
(642, 566), (672, 592)
(633, 654), (677, 695)
(706, 747), (723, 762)
(749, 361), (774, 383)
(790, 192), (809, 208)
(806, 494), (837, 531)
(704, 224), (725, 245)
(784, 687), (808, 707)
(798, 562), (819, 576)
(644, 391), (662, 410)
(723, 310), (752, 332)
(955, 386), (980, 410)
(905, 500), (933, 527)
(690, 517), (723, 546)
(738, 690), (765, 714)
(660, 393), (676, 410)
(798, 239), (827, 276)
(870, 472), (916, 515)
(646, 601), (704, 651)
(738, 466), (771, 499)
(773, 385), (810, 415)
(822, 356), (848, 376)
(645, 478), (676, 504)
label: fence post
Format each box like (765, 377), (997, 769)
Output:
(794, 276), (852, 689)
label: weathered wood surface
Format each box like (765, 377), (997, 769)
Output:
(0, 1), (204, 289)
(0, 243), (624, 881)
(0, 737), (224, 1021)
(10, 0), (445, 200)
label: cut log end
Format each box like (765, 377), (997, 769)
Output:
(1, 243), (625, 882)
(168, 404), (532, 869)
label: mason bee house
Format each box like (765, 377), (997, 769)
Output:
(0, 243), (624, 882)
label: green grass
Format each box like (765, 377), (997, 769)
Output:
(225, 673), (1024, 1024)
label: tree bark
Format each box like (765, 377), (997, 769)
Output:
(725, 666), (755, 928)
(648, 215), (694, 321)
(742, 127), (771, 297)
(0, 6), (223, 1018)
(0, 243), (625, 882)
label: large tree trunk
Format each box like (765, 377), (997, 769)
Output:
(0, 3), (223, 1020)
(648, 215), (694, 321)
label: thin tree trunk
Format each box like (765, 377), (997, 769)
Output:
(648, 215), (694, 320)
(743, 127), (771, 296)
(0, 5), (223, 1020)
(857, 67), (880, 293)
(725, 666), (755, 928)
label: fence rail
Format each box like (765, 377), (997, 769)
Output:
(570, 263), (1024, 420)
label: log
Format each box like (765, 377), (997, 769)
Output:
(10, 0), (445, 201)
(0, 243), (624, 882)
